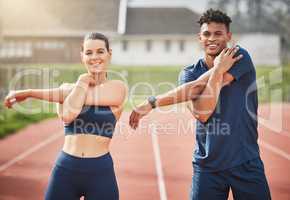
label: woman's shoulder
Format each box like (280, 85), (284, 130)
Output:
(105, 79), (126, 86)
(102, 80), (127, 103)
(59, 82), (75, 89)
(104, 80), (127, 92)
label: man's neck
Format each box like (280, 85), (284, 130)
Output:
(204, 54), (216, 69)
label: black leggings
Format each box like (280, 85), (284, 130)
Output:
(45, 151), (119, 200)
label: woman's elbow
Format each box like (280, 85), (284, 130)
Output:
(60, 115), (74, 124)
(59, 112), (77, 124)
(194, 114), (209, 123)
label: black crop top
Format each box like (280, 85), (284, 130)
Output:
(64, 105), (117, 138)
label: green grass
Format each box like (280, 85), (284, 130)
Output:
(0, 64), (289, 138)
(0, 103), (56, 138)
(256, 66), (290, 102)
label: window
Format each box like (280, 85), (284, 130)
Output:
(122, 40), (128, 51)
(146, 40), (152, 52)
(179, 40), (185, 52)
(34, 41), (65, 49)
(164, 40), (171, 52)
(0, 41), (33, 58)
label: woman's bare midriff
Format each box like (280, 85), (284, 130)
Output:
(62, 134), (111, 158)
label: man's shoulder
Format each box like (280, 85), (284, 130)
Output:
(179, 59), (204, 84)
(182, 59), (204, 73)
(183, 64), (195, 71)
(236, 46), (251, 59)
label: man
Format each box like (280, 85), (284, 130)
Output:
(129, 9), (271, 200)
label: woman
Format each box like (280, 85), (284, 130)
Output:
(4, 32), (127, 200)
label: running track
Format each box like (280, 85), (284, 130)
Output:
(0, 103), (289, 200)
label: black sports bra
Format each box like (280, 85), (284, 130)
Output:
(64, 105), (117, 138)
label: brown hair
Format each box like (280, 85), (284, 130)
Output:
(81, 32), (110, 51)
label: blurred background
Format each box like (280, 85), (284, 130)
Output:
(0, 1), (290, 200)
(0, 0), (289, 137)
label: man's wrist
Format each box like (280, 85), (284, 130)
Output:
(212, 65), (225, 76)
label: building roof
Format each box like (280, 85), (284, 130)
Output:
(1, 0), (120, 37)
(125, 7), (200, 35)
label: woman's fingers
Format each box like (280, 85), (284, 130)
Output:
(3, 96), (15, 108)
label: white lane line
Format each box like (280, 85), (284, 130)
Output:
(151, 125), (167, 200)
(0, 131), (62, 172)
(259, 140), (290, 161)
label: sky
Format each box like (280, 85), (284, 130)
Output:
(128, 0), (209, 14)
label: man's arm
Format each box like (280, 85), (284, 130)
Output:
(154, 67), (236, 108)
(128, 78), (205, 129)
(192, 47), (242, 123)
(129, 47), (242, 129)
(129, 68), (216, 129)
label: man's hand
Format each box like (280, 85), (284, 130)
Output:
(214, 46), (243, 74)
(129, 102), (153, 129)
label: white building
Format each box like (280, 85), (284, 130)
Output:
(111, 2), (281, 66)
(0, 0), (281, 66)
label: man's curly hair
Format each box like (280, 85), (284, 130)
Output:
(197, 9), (232, 31)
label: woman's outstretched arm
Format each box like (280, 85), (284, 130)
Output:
(3, 83), (74, 108)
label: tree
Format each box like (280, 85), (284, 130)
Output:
(207, 0), (290, 63)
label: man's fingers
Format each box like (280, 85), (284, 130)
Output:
(129, 111), (140, 129)
(129, 111), (136, 128)
(224, 47), (233, 55)
(230, 46), (239, 57)
(226, 46), (237, 56)
(131, 112), (137, 129)
(221, 47), (228, 55)
(129, 112), (134, 127)
(134, 117), (140, 129)
(234, 54), (243, 62)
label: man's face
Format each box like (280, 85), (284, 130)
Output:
(199, 22), (232, 57)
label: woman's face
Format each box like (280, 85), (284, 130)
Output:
(81, 39), (112, 74)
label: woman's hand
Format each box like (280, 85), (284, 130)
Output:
(3, 90), (31, 108)
(77, 73), (97, 87)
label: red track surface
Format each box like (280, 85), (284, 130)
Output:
(0, 103), (289, 200)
